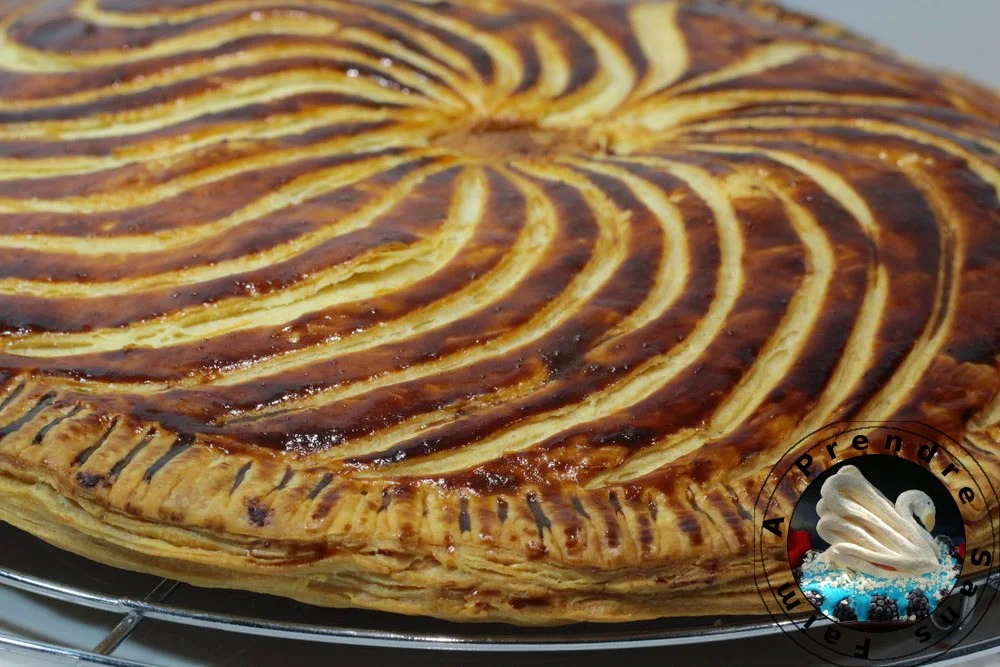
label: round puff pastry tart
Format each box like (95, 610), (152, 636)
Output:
(0, 0), (997, 625)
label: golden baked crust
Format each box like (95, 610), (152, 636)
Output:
(0, 0), (998, 625)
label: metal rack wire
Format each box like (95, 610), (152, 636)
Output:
(0, 522), (789, 663)
(2, 522), (999, 666)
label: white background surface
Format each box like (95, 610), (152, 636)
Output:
(1, 1), (998, 666)
(783, 0), (1000, 87)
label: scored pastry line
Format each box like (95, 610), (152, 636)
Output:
(21, 158), (637, 425)
(71, 0), (493, 92)
(654, 42), (885, 106)
(681, 117), (1000, 194)
(364, 159), (741, 478)
(0, 128), (435, 219)
(0, 12), (343, 73)
(0, 159), (454, 298)
(1, 165), (489, 356)
(32, 404), (84, 446)
(0, 44), (466, 113)
(567, 159), (689, 344)
(685, 144), (887, 454)
(857, 165), (965, 421)
(626, 2), (688, 104)
(0, 149), (436, 252)
(293, 173), (639, 458)
(682, 111), (1000, 153)
(364, 0), (526, 101)
(0, 107), (429, 181)
(695, 132), (973, 425)
(591, 160), (835, 485)
(503, 25), (571, 106)
(0, 70), (434, 141)
(531, 3), (636, 126)
(623, 90), (936, 135)
(217, 169), (607, 433)
(33, 164), (557, 403)
(313, 161), (634, 461)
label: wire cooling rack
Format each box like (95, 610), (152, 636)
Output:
(0, 521), (786, 663)
(1, 521), (1000, 666)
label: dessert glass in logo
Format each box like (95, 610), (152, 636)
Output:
(789, 457), (964, 625)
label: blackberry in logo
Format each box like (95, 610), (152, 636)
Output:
(833, 598), (858, 622)
(936, 535), (964, 563)
(868, 594), (900, 622)
(803, 589), (824, 609)
(907, 588), (931, 620)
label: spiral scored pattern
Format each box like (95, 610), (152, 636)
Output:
(0, 0), (998, 623)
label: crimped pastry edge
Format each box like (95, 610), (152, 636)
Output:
(2, 381), (997, 625)
(0, 463), (770, 625)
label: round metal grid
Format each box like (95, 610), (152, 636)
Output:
(1, 523), (999, 666)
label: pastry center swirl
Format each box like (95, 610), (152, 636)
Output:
(433, 120), (610, 160)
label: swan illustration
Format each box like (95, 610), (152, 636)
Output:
(814, 465), (940, 577)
